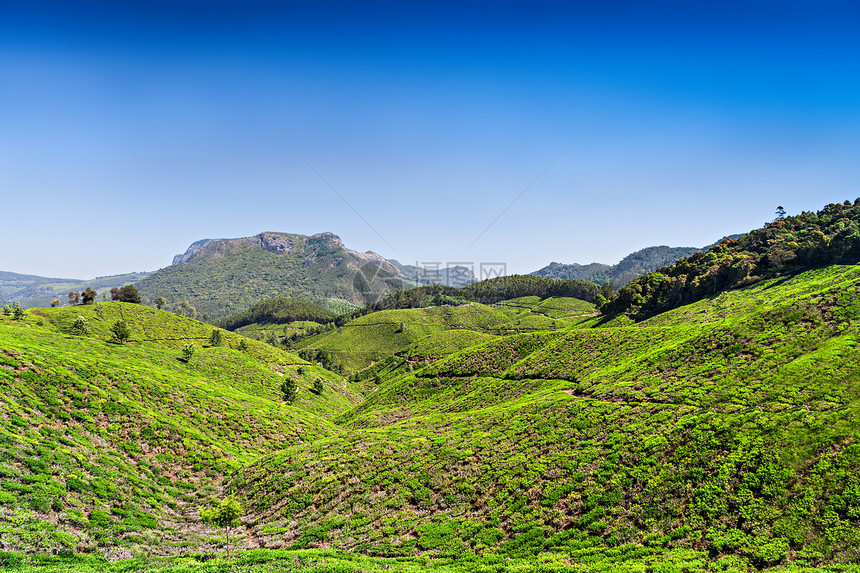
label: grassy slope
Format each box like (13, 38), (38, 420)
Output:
(233, 266), (860, 568)
(293, 298), (596, 375)
(0, 303), (361, 556)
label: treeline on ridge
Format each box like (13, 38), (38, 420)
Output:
(605, 199), (860, 321)
(334, 275), (600, 326)
(216, 297), (336, 330)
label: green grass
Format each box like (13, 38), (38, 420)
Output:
(10, 546), (855, 572)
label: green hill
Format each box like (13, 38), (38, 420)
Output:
(605, 200), (860, 320)
(0, 271), (150, 309)
(0, 302), (359, 556)
(134, 232), (412, 321)
(292, 296), (596, 377)
(216, 297), (338, 331)
(232, 265), (860, 567)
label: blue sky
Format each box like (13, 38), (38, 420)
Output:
(2, 0), (859, 278)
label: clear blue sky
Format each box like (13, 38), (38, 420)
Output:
(2, 0), (859, 278)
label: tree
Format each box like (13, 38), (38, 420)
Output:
(209, 328), (224, 347)
(81, 287), (98, 305)
(1, 304), (11, 316)
(12, 303), (24, 321)
(109, 320), (131, 343)
(199, 497), (243, 559)
(50, 298), (61, 307)
(68, 291), (81, 305)
(111, 284), (141, 304)
(237, 338), (248, 352)
(775, 205), (787, 221)
(156, 297), (166, 310)
(70, 316), (90, 335)
(280, 377), (298, 403)
(94, 302), (105, 318)
(599, 281), (615, 301)
(178, 301), (197, 318)
(312, 379), (324, 395)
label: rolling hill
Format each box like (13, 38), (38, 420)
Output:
(0, 302), (359, 557)
(606, 200), (860, 320)
(234, 264), (860, 568)
(291, 296), (597, 377)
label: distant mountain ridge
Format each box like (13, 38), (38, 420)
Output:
(531, 237), (742, 287)
(135, 231), (415, 320)
(532, 245), (702, 286)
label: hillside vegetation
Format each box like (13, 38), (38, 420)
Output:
(216, 298), (337, 331)
(605, 200), (860, 320)
(293, 296), (597, 376)
(234, 265), (860, 568)
(0, 303), (359, 556)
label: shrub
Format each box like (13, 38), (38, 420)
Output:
(109, 320), (132, 343)
(182, 343), (196, 362)
(281, 378), (298, 403)
(209, 329), (224, 347)
(70, 316), (90, 336)
(110, 284), (141, 304)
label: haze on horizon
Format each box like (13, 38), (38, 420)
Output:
(2, 0), (859, 279)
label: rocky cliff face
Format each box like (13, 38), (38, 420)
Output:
(172, 239), (216, 265)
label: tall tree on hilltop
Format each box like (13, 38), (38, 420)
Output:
(81, 288), (98, 305)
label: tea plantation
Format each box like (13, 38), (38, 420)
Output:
(2, 267), (860, 571)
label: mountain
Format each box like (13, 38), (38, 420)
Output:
(532, 245), (703, 286)
(390, 261), (478, 288)
(0, 271), (150, 309)
(134, 232), (416, 321)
